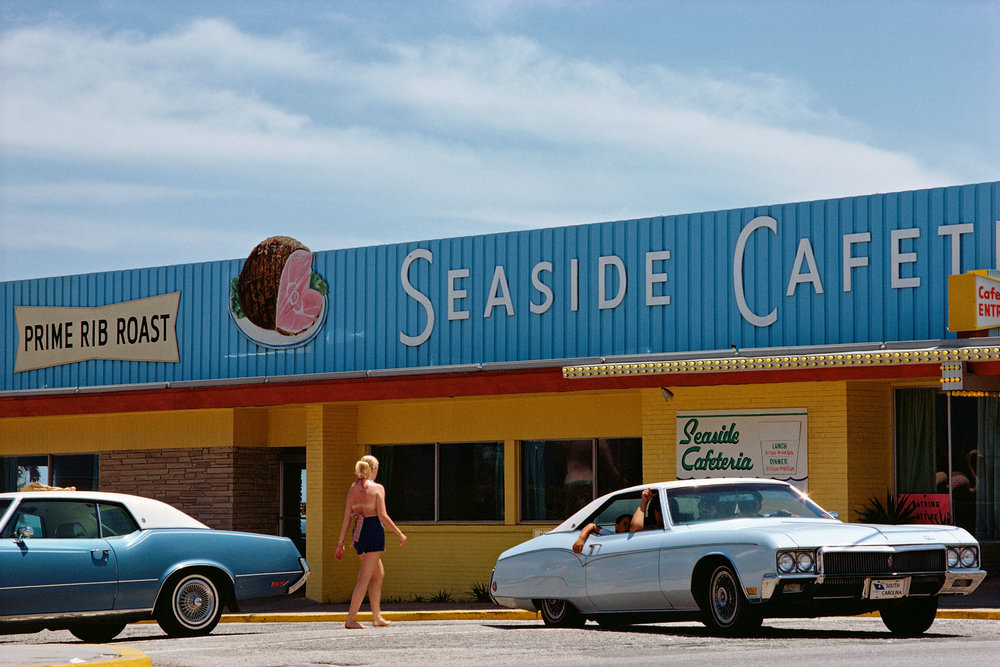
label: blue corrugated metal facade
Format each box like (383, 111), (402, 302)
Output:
(3, 181), (998, 392)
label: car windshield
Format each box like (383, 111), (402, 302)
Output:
(666, 483), (830, 524)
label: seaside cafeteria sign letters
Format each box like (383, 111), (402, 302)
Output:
(15, 293), (180, 372)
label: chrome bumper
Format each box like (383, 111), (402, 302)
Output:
(287, 557), (310, 595)
(759, 568), (987, 601)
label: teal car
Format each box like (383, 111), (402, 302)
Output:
(0, 490), (308, 642)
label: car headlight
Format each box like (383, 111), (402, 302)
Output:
(778, 552), (796, 573)
(776, 550), (816, 574)
(947, 546), (979, 569)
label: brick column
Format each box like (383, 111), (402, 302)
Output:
(305, 404), (361, 603)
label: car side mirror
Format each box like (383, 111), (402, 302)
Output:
(14, 525), (35, 543)
(828, 511), (840, 520)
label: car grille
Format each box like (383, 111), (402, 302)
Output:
(821, 549), (944, 576)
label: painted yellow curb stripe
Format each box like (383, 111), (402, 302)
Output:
(937, 609), (1000, 621)
(220, 609), (541, 624)
(26, 645), (151, 667)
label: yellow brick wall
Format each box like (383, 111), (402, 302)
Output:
(0, 405), (309, 455)
(0, 409), (236, 454)
(846, 381), (894, 520)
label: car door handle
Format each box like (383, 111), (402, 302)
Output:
(91, 549), (110, 560)
(588, 544), (602, 555)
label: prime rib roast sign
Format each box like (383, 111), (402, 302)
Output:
(230, 236), (329, 348)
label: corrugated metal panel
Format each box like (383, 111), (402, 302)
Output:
(3, 181), (998, 391)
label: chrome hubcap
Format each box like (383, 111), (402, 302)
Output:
(176, 579), (215, 626)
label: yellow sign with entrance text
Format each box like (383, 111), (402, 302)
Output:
(948, 270), (1000, 332)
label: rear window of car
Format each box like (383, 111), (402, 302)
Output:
(98, 503), (140, 537)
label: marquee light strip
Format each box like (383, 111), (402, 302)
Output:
(562, 346), (1000, 379)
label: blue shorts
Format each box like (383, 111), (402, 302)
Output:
(353, 516), (385, 554)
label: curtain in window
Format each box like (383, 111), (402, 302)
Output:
(895, 389), (936, 493)
(491, 444), (505, 519)
(976, 397), (1000, 539)
(1, 458), (16, 492)
(520, 442), (547, 521)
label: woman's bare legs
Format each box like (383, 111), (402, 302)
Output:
(345, 552), (382, 629)
(369, 558), (390, 626)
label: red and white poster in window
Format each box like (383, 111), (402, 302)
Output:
(899, 493), (951, 525)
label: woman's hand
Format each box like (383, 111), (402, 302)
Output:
(335, 543), (345, 560)
(399, 533), (408, 546)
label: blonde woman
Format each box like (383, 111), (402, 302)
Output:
(335, 454), (407, 629)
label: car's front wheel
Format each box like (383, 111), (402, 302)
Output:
(69, 622), (127, 643)
(538, 599), (586, 628)
(702, 564), (762, 635)
(879, 596), (938, 636)
(156, 572), (224, 637)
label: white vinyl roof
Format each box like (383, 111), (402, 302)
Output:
(0, 490), (209, 529)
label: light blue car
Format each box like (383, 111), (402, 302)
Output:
(0, 489), (308, 642)
(490, 478), (986, 636)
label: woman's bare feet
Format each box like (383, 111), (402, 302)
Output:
(344, 620), (367, 629)
(372, 616), (391, 627)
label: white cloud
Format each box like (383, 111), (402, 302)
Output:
(0, 17), (966, 280)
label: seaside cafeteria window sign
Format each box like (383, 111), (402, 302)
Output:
(229, 236), (329, 349)
(14, 292), (180, 373)
(676, 409), (808, 490)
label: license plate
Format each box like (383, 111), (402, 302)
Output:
(869, 578), (908, 600)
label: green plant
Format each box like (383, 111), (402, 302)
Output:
(429, 589), (453, 603)
(468, 581), (492, 602)
(411, 593), (425, 603)
(856, 491), (919, 524)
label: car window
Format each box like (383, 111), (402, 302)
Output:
(667, 484), (829, 524)
(98, 503), (140, 537)
(584, 491), (643, 531)
(3, 500), (100, 539)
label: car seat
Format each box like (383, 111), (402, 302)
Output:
(55, 522), (86, 538)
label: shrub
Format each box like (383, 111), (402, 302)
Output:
(856, 491), (919, 524)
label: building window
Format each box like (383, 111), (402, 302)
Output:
(370, 442), (504, 522)
(895, 390), (1000, 539)
(1, 454), (99, 492)
(520, 438), (642, 522)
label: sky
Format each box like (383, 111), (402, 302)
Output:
(1, 0), (997, 283)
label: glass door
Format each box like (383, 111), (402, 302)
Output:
(279, 455), (306, 557)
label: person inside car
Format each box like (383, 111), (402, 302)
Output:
(631, 487), (664, 531)
(572, 513), (632, 553)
